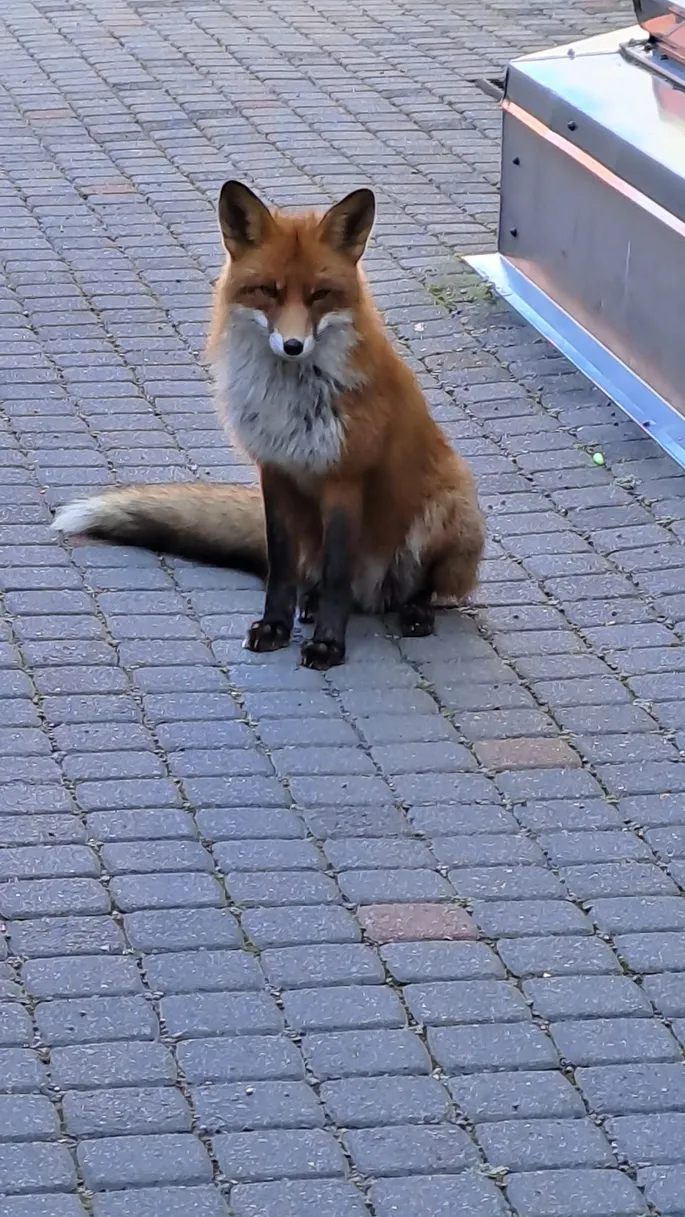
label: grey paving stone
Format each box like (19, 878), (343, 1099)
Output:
(638, 1164), (685, 1214)
(63, 1085), (192, 1137)
(124, 908), (242, 953)
(430, 832), (545, 867)
(577, 1062), (685, 1114)
(472, 899), (591, 938)
(0, 1049), (48, 1094)
(498, 936), (621, 977)
(77, 1133), (213, 1190)
(381, 941), (504, 983)
(193, 1080), (324, 1132)
(177, 1036), (304, 1084)
(523, 976), (652, 1020)
(405, 980), (531, 1025)
(212, 1129), (347, 1181)
(302, 1028), (431, 1080)
(241, 905), (361, 948)
(370, 1173), (508, 1217)
(111, 871), (226, 912)
(8, 915), (124, 958)
(0, 1096), (60, 1142)
(476, 1117), (615, 1171)
(0, 844), (99, 880)
(196, 808), (304, 841)
(321, 1076), (451, 1127)
(92, 1189), (229, 1217)
(50, 1042), (176, 1091)
(101, 840), (213, 874)
(449, 863), (565, 900)
(144, 950), (263, 994)
(262, 944), (384, 989)
(509, 799), (624, 832)
(551, 1018), (681, 1066)
(450, 1070), (585, 1123)
(161, 991), (283, 1039)
(0, 1005), (32, 1047)
(337, 868), (454, 904)
(643, 972), (685, 1016)
(561, 862), (676, 900)
(323, 838), (435, 871)
(589, 896), (685, 935)
(409, 804), (518, 837)
(230, 1180), (367, 1216)
(0, 1142), (77, 1194)
(22, 955), (142, 999)
(0, 877), (110, 920)
(344, 1124), (478, 1175)
(607, 1113), (685, 1165)
(223, 871), (339, 908)
(284, 984), (405, 1032)
(506, 1169), (647, 1217)
(86, 809), (197, 843)
(0, 814), (86, 846)
(0, 1199), (88, 1217)
(428, 1023), (560, 1073)
(212, 839), (322, 872)
(35, 995), (158, 1046)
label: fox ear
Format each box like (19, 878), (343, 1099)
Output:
(218, 181), (273, 256)
(319, 188), (375, 262)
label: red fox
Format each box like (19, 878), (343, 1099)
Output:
(53, 181), (485, 669)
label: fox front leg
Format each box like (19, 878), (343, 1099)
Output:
(301, 482), (361, 670)
(245, 468), (297, 652)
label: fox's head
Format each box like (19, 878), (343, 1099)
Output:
(216, 180), (375, 362)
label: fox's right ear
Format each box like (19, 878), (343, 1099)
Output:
(218, 181), (273, 257)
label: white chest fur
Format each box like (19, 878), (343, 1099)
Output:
(212, 308), (362, 477)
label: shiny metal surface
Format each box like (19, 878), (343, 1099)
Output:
(469, 24), (685, 471)
(465, 253), (685, 471)
(497, 103), (685, 420)
(506, 28), (685, 222)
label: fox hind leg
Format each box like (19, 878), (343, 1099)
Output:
(398, 576), (436, 637)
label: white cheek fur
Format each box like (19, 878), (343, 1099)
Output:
(268, 329), (285, 356)
(316, 310), (353, 335)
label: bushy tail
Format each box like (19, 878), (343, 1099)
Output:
(51, 482), (267, 576)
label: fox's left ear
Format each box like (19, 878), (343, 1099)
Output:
(319, 188), (375, 263)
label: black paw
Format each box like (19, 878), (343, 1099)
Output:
(399, 605), (435, 637)
(245, 619), (291, 652)
(301, 637), (345, 670)
(298, 587), (320, 624)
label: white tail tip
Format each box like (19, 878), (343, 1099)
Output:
(51, 497), (106, 535)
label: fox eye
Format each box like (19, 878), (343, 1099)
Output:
(247, 283), (279, 298)
(310, 288), (331, 304)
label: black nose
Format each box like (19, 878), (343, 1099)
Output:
(283, 338), (304, 357)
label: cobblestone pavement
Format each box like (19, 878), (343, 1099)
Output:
(2, 0), (685, 1213)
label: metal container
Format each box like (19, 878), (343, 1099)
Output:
(467, 3), (685, 467)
